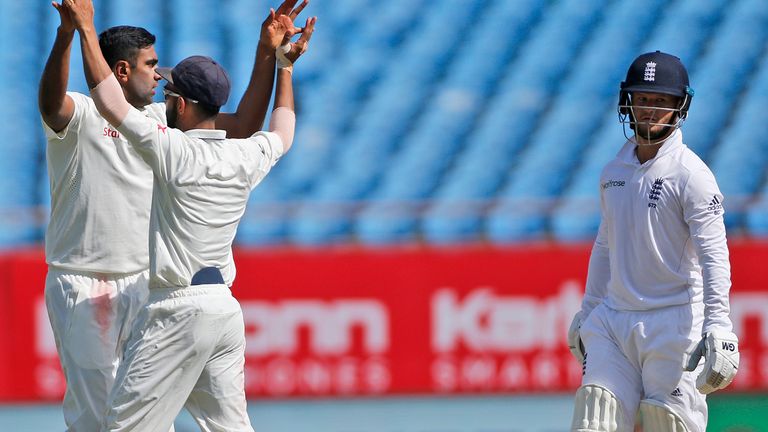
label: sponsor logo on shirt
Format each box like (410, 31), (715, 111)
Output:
(602, 179), (625, 189)
(671, 387), (683, 397)
(708, 196), (723, 215)
(103, 127), (121, 139)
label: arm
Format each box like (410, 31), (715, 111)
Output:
(38, 2), (76, 133)
(683, 169), (732, 334)
(681, 167), (739, 394)
(582, 220), (610, 317)
(581, 188), (611, 317)
(267, 15), (316, 153)
(567, 176), (611, 364)
(65, 0), (171, 176)
(63, 0), (130, 127)
(269, 69), (296, 153)
(216, 0), (308, 138)
(65, 0), (112, 90)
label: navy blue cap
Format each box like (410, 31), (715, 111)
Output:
(157, 56), (231, 107)
(621, 51), (691, 98)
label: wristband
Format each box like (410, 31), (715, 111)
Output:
(276, 43), (293, 73)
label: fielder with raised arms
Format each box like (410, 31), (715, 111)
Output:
(64, 0), (314, 428)
(38, 0), (306, 430)
(567, 51), (739, 431)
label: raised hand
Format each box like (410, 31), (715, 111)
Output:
(261, 9), (287, 50)
(61, 0), (95, 31)
(51, 1), (75, 33)
(276, 0), (309, 22)
(261, 0), (308, 50)
(281, 16), (316, 64)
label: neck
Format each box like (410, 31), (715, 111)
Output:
(635, 142), (662, 164)
(634, 129), (675, 164)
(186, 118), (217, 131)
(178, 116), (217, 132)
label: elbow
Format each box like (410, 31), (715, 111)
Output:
(268, 107), (295, 154)
(90, 75), (131, 127)
(38, 92), (60, 119)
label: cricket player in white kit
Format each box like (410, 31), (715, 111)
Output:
(38, 1), (308, 430)
(64, 0), (315, 429)
(567, 51), (739, 432)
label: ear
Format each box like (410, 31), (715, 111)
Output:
(114, 60), (131, 84)
(176, 96), (186, 116)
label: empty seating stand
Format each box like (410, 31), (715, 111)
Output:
(10, 0), (768, 248)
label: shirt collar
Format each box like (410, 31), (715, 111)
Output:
(185, 129), (227, 140)
(616, 128), (683, 165)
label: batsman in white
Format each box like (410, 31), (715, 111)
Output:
(38, 0), (307, 430)
(567, 51), (739, 432)
(64, 0), (314, 429)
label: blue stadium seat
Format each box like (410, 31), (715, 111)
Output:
(14, 0), (768, 247)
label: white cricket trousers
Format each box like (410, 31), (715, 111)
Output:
(580, 302), (707, 431)
(44, 266), (150, 432)
(101, 284), (254, 432)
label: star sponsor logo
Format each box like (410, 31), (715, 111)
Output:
(103, 126), (121, 138)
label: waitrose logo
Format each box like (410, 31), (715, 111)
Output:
(602, 179), (626, 189)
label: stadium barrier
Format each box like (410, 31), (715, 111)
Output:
(1, 242), (766, 401)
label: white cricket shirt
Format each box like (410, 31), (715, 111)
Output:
(583, 129), (732, 333)
(115, 107), (283, 289)
(43, 92), (166, 273)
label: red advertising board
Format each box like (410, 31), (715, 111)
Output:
(1, 242), (767, 401)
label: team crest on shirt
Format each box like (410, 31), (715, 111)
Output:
(647, 178), (664, 208)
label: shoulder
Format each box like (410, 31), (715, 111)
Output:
(673, 145), (715, 182)
(67, 91), (92, 106)
(246, 131), (284, 158)
(66, 91), (99, 118)
(43, 92), (104, 141)
(599, 156), (624, 180)
(144, 102), (167, 123)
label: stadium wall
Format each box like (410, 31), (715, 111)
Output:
(1, 242), (767, 401)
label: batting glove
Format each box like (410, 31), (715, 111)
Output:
(684, 331), (739, 394)
(567, 311), (586, 365)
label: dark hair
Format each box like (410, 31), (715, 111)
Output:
(195, 102), (221, 119)
(98, 26), (156, 68)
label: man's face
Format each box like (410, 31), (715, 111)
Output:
(124, 46), (160, 108)
(631, 92), (681, 141)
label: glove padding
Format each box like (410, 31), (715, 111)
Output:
(567, 311), (586, 364)
(684, 331), (739, 394)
